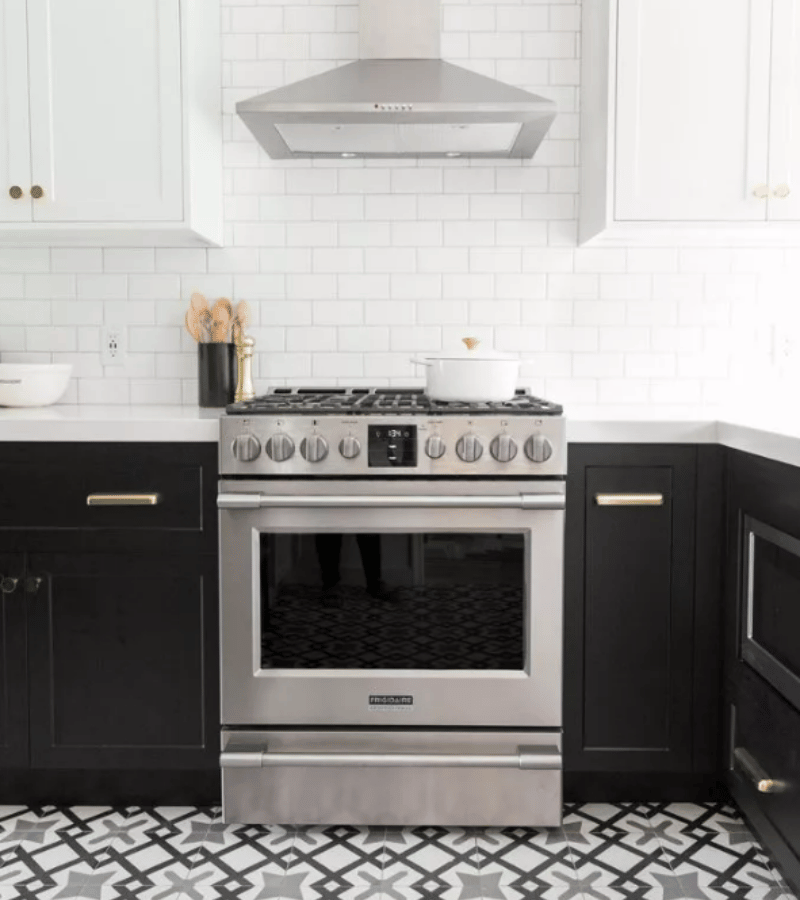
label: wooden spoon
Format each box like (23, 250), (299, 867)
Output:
(211, 319), (229, 343)
(198, 309), (213, 342)
(211, 299), (232, 342)
(185, 309), (201, 343)
(233, 300), (250, 345)
(190, 292), (207, 314)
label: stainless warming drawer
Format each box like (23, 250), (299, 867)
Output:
(221, 729), (562, 826)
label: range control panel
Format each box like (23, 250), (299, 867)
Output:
(220, 415), (566, 478)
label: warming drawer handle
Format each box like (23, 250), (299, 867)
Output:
(594, 493), (664, 507)
(221, 746), (561, 770)
(87, 493), (161, 507)
(217, 493), (565, 511)
(733, 747), (785, 794)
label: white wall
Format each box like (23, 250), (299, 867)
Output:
(0, 0), (795, 408)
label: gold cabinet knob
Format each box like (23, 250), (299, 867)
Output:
(752, 184), (770, 199)
(8, 186), (23, 199)
(30, 185), (44, 199)
(772, 183), (791, 199)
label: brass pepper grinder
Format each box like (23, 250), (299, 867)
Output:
(234, 335), (255, 403)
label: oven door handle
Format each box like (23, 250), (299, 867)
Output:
(220, 746), (561, 770)
(217, 493), (565, 510)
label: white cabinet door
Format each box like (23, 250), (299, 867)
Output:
(767, 0), (800, 221)
(0, 0), (32, 222)
(26, 0), (184, 223)
(614, 0), (772, 222)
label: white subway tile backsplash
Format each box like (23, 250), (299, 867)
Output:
(365, 248), (416, 273)
(469, 299), (520, 324)
(337, 326), (388, 351)
(495, 273), (547, 299)
(24, 275), (75, 300)
(313, 300), (362, 325)
(0, 248), (49, 273)
(51, 249), (103, 273)
(103, 249), (156, 273)
(128, 275), (181, 300)
(470, 248), (521, 273)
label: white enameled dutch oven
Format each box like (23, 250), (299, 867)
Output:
(411, 338), (521, 402)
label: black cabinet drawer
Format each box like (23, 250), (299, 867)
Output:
(730, 670), (800, 878)
(0, 444), (212, 533)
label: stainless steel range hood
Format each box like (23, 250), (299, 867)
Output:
(236, 0), (557, 160)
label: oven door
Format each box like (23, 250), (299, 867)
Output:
(219, 480), (564, 728)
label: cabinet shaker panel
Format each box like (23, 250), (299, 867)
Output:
(26, 553), (218, 769)
(584, 467), (676, 750)
(615, 0), (771, 222)
(565, 445), (699, 778)
(26, 0), (184, 223)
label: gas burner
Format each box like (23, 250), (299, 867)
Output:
(227, 387), (563, 416)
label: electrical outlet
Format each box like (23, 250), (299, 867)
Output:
(101, 325), (127, 367)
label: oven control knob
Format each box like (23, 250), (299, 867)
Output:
(265, 432), (295, 462)
(490, 434), (518, 463)
(425, 435), (446, 459)
(525, 434), (554, 463)
(301, 435), (329, 463)
(456, 433), (483, 463)
(339, 436), (361, 459)
(231, 433), (261, 463)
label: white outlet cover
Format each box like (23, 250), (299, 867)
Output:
(101, 325), (127, 367)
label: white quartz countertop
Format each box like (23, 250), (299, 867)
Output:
(2, 403), (800, 469)
(0, 405), (223, 443)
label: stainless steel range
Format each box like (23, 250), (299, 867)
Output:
(218, 388), (566, 826)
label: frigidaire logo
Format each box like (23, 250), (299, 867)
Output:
(369, 694), (414, 710)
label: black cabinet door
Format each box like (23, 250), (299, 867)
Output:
(565, 445), (698, 774)
(26, 552), (218, 769)
(0, 554), (27, 767)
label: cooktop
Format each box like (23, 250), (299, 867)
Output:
(226, 387), (563, 417)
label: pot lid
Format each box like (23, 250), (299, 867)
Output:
(420, 338), (518, 361)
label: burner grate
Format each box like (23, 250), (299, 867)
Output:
(227, 388), (562, 416)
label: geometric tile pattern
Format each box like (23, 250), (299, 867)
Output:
(0, 801), (796, 900)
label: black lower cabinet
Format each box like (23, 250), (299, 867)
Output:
(564, 444), (725, 799)
(0, 442), (220, 805)
(0, 553), (28, 768)
(27, 553), (218, 770)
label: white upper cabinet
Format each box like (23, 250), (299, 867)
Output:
(0, 0), (32, 223)
(0, 0), (221, 246)
(580, 0), (800, 244)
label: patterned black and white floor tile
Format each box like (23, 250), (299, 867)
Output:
(0, 802), (796, 900)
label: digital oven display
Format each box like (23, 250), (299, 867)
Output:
(368, 425), (418, 468)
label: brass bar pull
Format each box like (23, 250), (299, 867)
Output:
(595, 493), (664, 507)
(87, 493), (161, 507)
(734, 747), (785, 793)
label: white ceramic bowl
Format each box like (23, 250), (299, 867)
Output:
(0, 364), (73, 407)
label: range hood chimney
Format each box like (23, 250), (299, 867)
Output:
(236, 0), (557, 159)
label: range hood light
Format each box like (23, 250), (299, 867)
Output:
(341, 152), (357, 158)
(446, 151), (461, 158)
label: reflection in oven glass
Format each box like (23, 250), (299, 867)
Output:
(260, 532), (525, 670)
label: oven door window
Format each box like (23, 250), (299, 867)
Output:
(259, 532), (525, 670)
